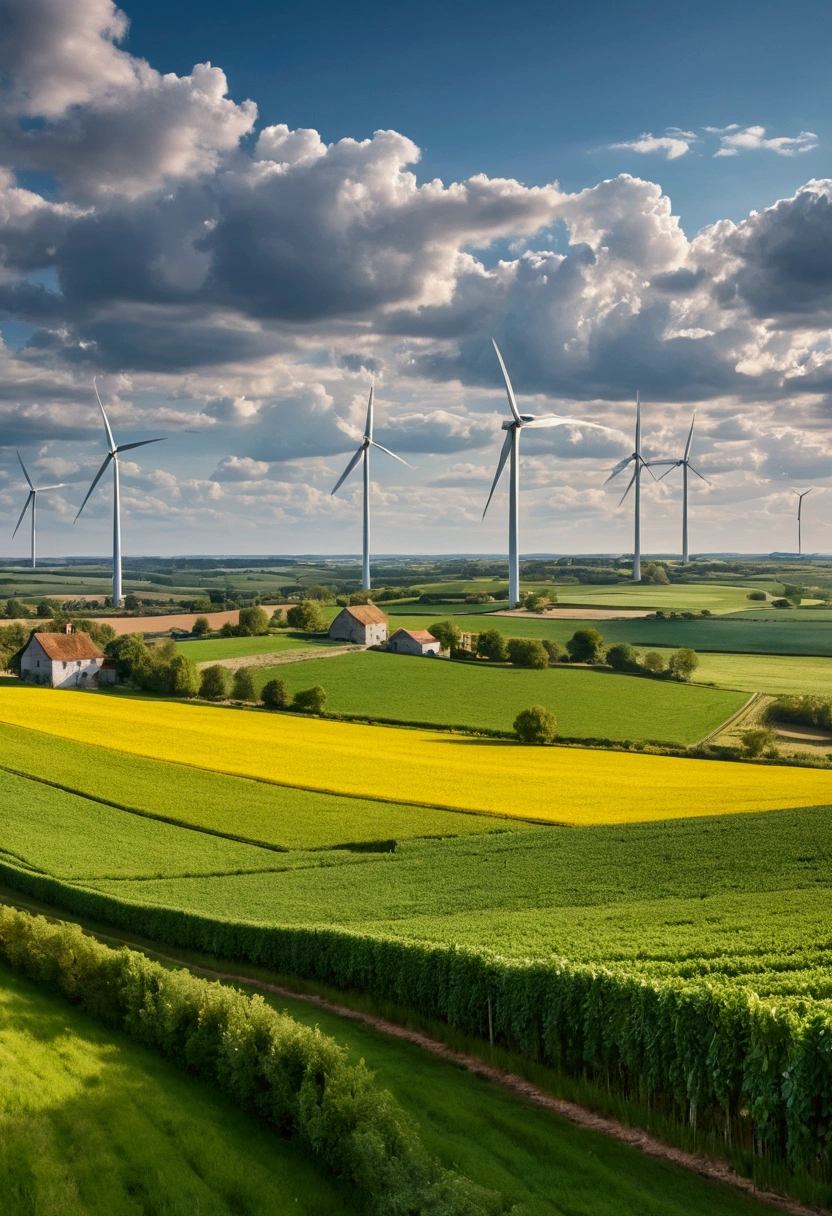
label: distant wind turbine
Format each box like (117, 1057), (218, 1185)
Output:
(604, 394), (656, 582)
(647, 412), (711, 564)
(75, 379), (165, 607)
(794, 488), (813, 555)
(483, 339), (612, 607)
(13, 451), (65, 569)
(331, 380), (412, 590)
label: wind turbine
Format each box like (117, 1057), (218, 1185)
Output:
(647, 412), (711, 564)
(12, 452), (65, 569)
(604, 394), (656, 582)
(331, 380), (411, 590)
(794, 488), (813, 555)
(75, 380), (165, 607)
(483, 339), (612, 607)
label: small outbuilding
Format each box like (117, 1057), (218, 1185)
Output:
(19, 630), (116, 689)
(387, 628), (443, 657)
(328, 604), (388, 646)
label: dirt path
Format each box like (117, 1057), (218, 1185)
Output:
(196, 645), (360, 672)
(494, 608), (652, 620)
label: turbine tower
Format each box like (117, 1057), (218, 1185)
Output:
(483, 339), (611, 607)
(13, 451), (65, 569)
(331, 381), (411, 590)
(604, 394), (654, 582)
(794, 488), (813, 555)
(75, 380), (165, 607)
(647, 412), (710, 564)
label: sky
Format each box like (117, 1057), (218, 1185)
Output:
(1, 0), (832, 561)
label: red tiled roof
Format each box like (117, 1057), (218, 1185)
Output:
(391, 628), (438, 644)
(343, 605), (388, 625)
(32, 631), (104, 660)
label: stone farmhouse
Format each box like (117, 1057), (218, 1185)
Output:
(19, 629), (117, 689)
(328, 604), (388, 646)
(387, 628), (443, 656)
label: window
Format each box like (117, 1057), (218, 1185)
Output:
(62, 661), (67, 669)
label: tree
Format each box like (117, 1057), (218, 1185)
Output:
(200, 664), (231, 701)
(428, 620), (461, 651)
(286, 600), (327, 631)
(270, 609), (288, 629)
(566, 628), (605, 664)
(35, 598), (56, 618)
(475, 628), (508, 662)
(105, 633), (148, 680)
(523, 592), (546, 612)
(232, 667), (257, 701)
(642, 650), (667, 675)
(192, 597), (212, 614)
(507, 638), (548, 669)
(747, 590), (766, 601)
(741, 727), (776, 758)
(541, 639), (567, 664)
(348, 591), (373, 605)
(513, 705), (558, 744)
(124, 593), (140, 611)
(5, 599), (27, 619)
(262, 678), (289, 709)
(192, 616), (210, 637)
(667, 648), (699, 681)
(606, 642), (639, 672)
(238, 606), (270, 636)
(166, 654), (200, 697)
(293, 685), (327, 713)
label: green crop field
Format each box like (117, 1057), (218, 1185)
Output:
(177, 633), (333, 662)
(690, 652), (832, 697)
(546, 583), (763, 613)
(250, 650), (746, 744)
(0, 964), (355, 1216)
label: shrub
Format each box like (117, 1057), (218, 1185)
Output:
(192, 616), (211, 637)
(35, 598), (57, 618)
(348, 591), (373, 606)
(428, 620), (461, 651)
(238, 606), (270, 636)
(286, 601), (327, 632)
(741, 727), (776, 757)
(0, 622), (28, 671)
(747, 590), (767, 601)
(667, 648), (699, 681)
(606, 642), (640, 672)
(772, 598), (791, 609)
(166, 654), (200, 697)
(766, 695), (832, 730)
(506, 638), (548, 669)
(464, 593), (494, 604)
(475, 628), (508, 662)
(523, 592), (546, 612)
(513, 705), (558, 744)
(541, 639), (567, 664)
(200, 665), (231, 701)
(293, 685), (327, 713)
(105, 633), (148, 680)
(566, 628), (605, 664)
(271, 609), (289, 629)
(262, 678), (289, 709)
(641, 650), (667, 675)
(5, 598), (29, 618)
(232, 667), (257, 702)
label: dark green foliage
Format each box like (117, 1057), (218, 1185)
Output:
(0, 622), (28, 670)
(428, 620), (461, 650)
(105, 632), (147, 679)
(741, 728), (776, 757)
(232, 667), (257, 702)
(747, 591), (767, 601)
(167, 653), (201, 697)
(286, 601), (328, 632)
(262, 677), (289, 709)
(200, 665), (232, 701)
(667, 648), (699, 681)
(238, 606), (270, 636)
(475, 628), (508, 662)
(772, 599), (791, 608)
(540, 639), (567, 664)
(642, 650), (667, 674)
(606, 643), (640, 672)
(767, 695), (832, 729)
(5, 598), (28, 618)
(566, 628), (605, 664)
(293, 685), (326, 713)
(506, 638), (548, 669)
(513, 705), (558, 744)
(192, 615), (211, 637)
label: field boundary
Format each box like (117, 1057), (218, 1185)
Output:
(696, 693), (761, 746)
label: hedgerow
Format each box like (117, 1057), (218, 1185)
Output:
(0, 903), (502, 1216)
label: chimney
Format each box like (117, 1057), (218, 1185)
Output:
(64, 622), (72, 635)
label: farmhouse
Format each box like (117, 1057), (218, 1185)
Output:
(388, 627), (443, 656)
(19, 630), (116, 689)
(328, 604), (388, 646)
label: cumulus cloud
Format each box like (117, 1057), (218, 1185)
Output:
(708, 125), (818, 158)
(607, 129), (697, 159)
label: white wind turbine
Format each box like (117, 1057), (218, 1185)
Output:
(483, 339), (612, 607)
(794, 488), (813, 555)
(646, 412), (711, 564)
(75, 380), (165, 607)
(331, 381), (411, 590)
(604, 394), (656, 582)
(13, 451), (65, 569)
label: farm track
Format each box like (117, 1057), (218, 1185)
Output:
(0, 884), (819, 1216)
(196, 644), (360, 671)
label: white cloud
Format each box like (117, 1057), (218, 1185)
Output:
(608, 129), (696, 160)
(709, 125), (818, 158)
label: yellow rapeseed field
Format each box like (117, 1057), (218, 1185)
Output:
(3, 686), (832, 825)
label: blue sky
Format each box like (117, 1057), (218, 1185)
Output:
(0, 0), (831, 560)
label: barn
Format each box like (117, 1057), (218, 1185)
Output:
(19, 630), (117, 689)
(387, 628), (443, 656)
(328, 604), (389, 646)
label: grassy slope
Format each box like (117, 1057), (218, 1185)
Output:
(252, 650), (746, 744)
(0, 964), (355, 1216)
(692, 652), (832, 697)
(177, 634), (333, 662)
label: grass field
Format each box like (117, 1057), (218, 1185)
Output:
(177, 633), (336, 662)
(251, 650), (746, 744)
(691, 652), (832, 697)
(1, 686), (831, 825)
(546, 583), (763, 613)
(0, 963), (355, 1216)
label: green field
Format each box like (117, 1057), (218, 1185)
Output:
(250, 651), (746, 743)
(177, 633), (334, 662)
(0, 963), (355, 1216)
(691, 652), (832, 697)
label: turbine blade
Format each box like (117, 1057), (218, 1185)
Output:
(684, 411), (696, 461)
(688, 465), (711, 485)
(16, 450), (33, 490)
(521, 415), (613, 430)
(370, 440), (413, 467)
(618, 468), (637, 507)
(115, 438), (166, 454)
(94, 377), (117, 453)
(635, 392), (641, 453)
(36, 483), (66, 492)
(491, 339), (523, 425)
(74, 453), (113, 521)
(331, 445), (364, 495)
(482, 430), (513, 519)
(645, 459), (678, 467)
(604, 454), (633, 484)
(12, 492), (33, 538)
(656, 465), (678, 482)
(365, 381), (374, 441)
